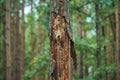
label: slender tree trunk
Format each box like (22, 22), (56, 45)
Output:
(35, 23), (45, 80)
(11, 13), (14, 80)
(3, 19), (7, 80)
(13, 1), (21, 80)
(30, 1), (35, 80)
(35, 24), (41, 80)
(2, 2), (6, 79)
(77, 17), (83, 79)
(20, 0), (25, 79)
(95, 2), (101, 79)
(5, 0), (12, 80)
(95, 1), (101, 68)
(115, 1), (120, 80)
(49, 0), (77, 80)
(106, 18), (111, 80)
(83, 31), (89, 77)
(110, 14), (116, 64)
(30, 0), (34, 71)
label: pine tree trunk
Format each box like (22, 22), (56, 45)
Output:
(20, 0), (25, 79)
(106, 18), (111, 80)
(49, 0), (77, 80)
(5, 0), (12, 80)
(2, 5), (6, 80)
(95, 2), (101, 79)
(35, 23), (45, 80)
(77, 17), (83, 79)
(35, 24), (41, 80)
(95, 1), (101, 68)
(3, 21), (7, 80)
(13, 1), (21, 80)
(30, 0), (34, 74)
(115, 1), (120, 80)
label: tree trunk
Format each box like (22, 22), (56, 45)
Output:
(2, 2), (6, 79)
(95, 2), (101, 79)
(13, 1), (21, 80)
(77, 17), (83, 79)
(20, 0), (25, 79)
(35, 23), (45, 80)
(30, 0), (34, 73)
(49, 0), (77, 80)
(106, 18), (111, 80)
(115, 1), (120, 80)
(95, 1), (101, 68)
(35, 24), (41, 80)
(5, 0), (12, 80)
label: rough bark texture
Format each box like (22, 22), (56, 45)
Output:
(49, 0), (77, 80)
(20, 0), (25, 79)
(5, 0), (12, 80)
(13, 1), (21, 80)
(50, 11), (70, 80)
(3, 6), (6, 80)
(115, 1), (120, 80)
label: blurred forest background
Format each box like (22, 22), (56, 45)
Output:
(0, 0), (120, 80)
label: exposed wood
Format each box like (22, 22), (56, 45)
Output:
(49, 0), (77, 80)
(50, 11), (70, 80)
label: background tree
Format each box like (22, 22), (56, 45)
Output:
(115, 0), (120, 79)
(20, 0), (25, 79)
(5, 0), (11, 80)
(13, 0), (21, 79)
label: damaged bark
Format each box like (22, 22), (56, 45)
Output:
(49, 0), (77, 80)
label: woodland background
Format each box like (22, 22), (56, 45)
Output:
(0, 0), (120, 80)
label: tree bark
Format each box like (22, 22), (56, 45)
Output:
(49, 0), (77, 80)
(20, 0), (25, 79)
(2, 2), (6, 79)
(3, 19), (7, 80)
(115, 1), (120, 80)
(13, 1), (21, 80)
(5, 0), (12, 80)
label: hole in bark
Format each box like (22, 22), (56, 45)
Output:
(58, 35), (60, 39)
(60, 41), (64, 48)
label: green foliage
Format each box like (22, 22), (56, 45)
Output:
(24, 37), (50, 80)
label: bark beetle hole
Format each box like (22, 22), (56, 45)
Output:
(60, 41), (64, 48)
(58, 35), (60, 39)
